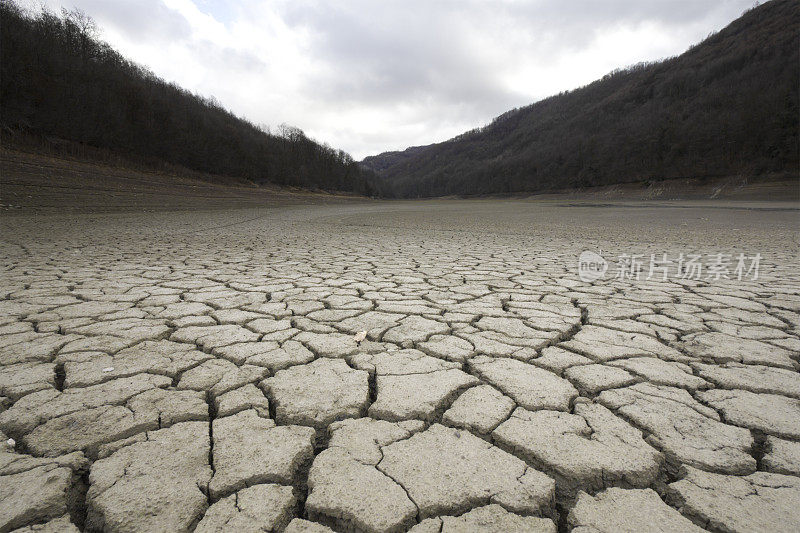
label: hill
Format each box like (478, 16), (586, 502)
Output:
(361, 146), (429, 174)
(365, 0), (799, 198)
(0, 2), (380, 195)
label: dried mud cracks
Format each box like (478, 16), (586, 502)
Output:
(0, 203), (799, 533)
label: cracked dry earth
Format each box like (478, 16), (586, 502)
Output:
(0, 199), (799, 533)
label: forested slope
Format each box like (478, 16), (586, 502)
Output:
(366, 0), (799, 197)
(0, 2), (381, 195)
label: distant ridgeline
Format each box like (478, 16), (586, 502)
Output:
(0, 2), (382, 195)
(362, 0), (799, 198)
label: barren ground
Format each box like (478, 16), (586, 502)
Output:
(1, 197), (799, 532)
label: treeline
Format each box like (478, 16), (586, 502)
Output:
(367, 0), (799, 198)
(0, 2), (382, 195)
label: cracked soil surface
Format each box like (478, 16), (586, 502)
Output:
(0, 199), (798, 532)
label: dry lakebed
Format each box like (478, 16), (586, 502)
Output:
(0, 198), (798, 532)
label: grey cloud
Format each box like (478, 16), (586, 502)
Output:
(275, 0), (752, 125)
(280, 1), (530, 126)
(197, 41), (268, 74)
(57, 0), (192, 42)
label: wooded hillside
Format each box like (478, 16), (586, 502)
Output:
(365, 0), (799, 198)
(0, 2), (381, 195)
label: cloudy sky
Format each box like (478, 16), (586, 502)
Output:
(26, 0), (756, 159)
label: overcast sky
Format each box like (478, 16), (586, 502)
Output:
(26, 0), (756, 159)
